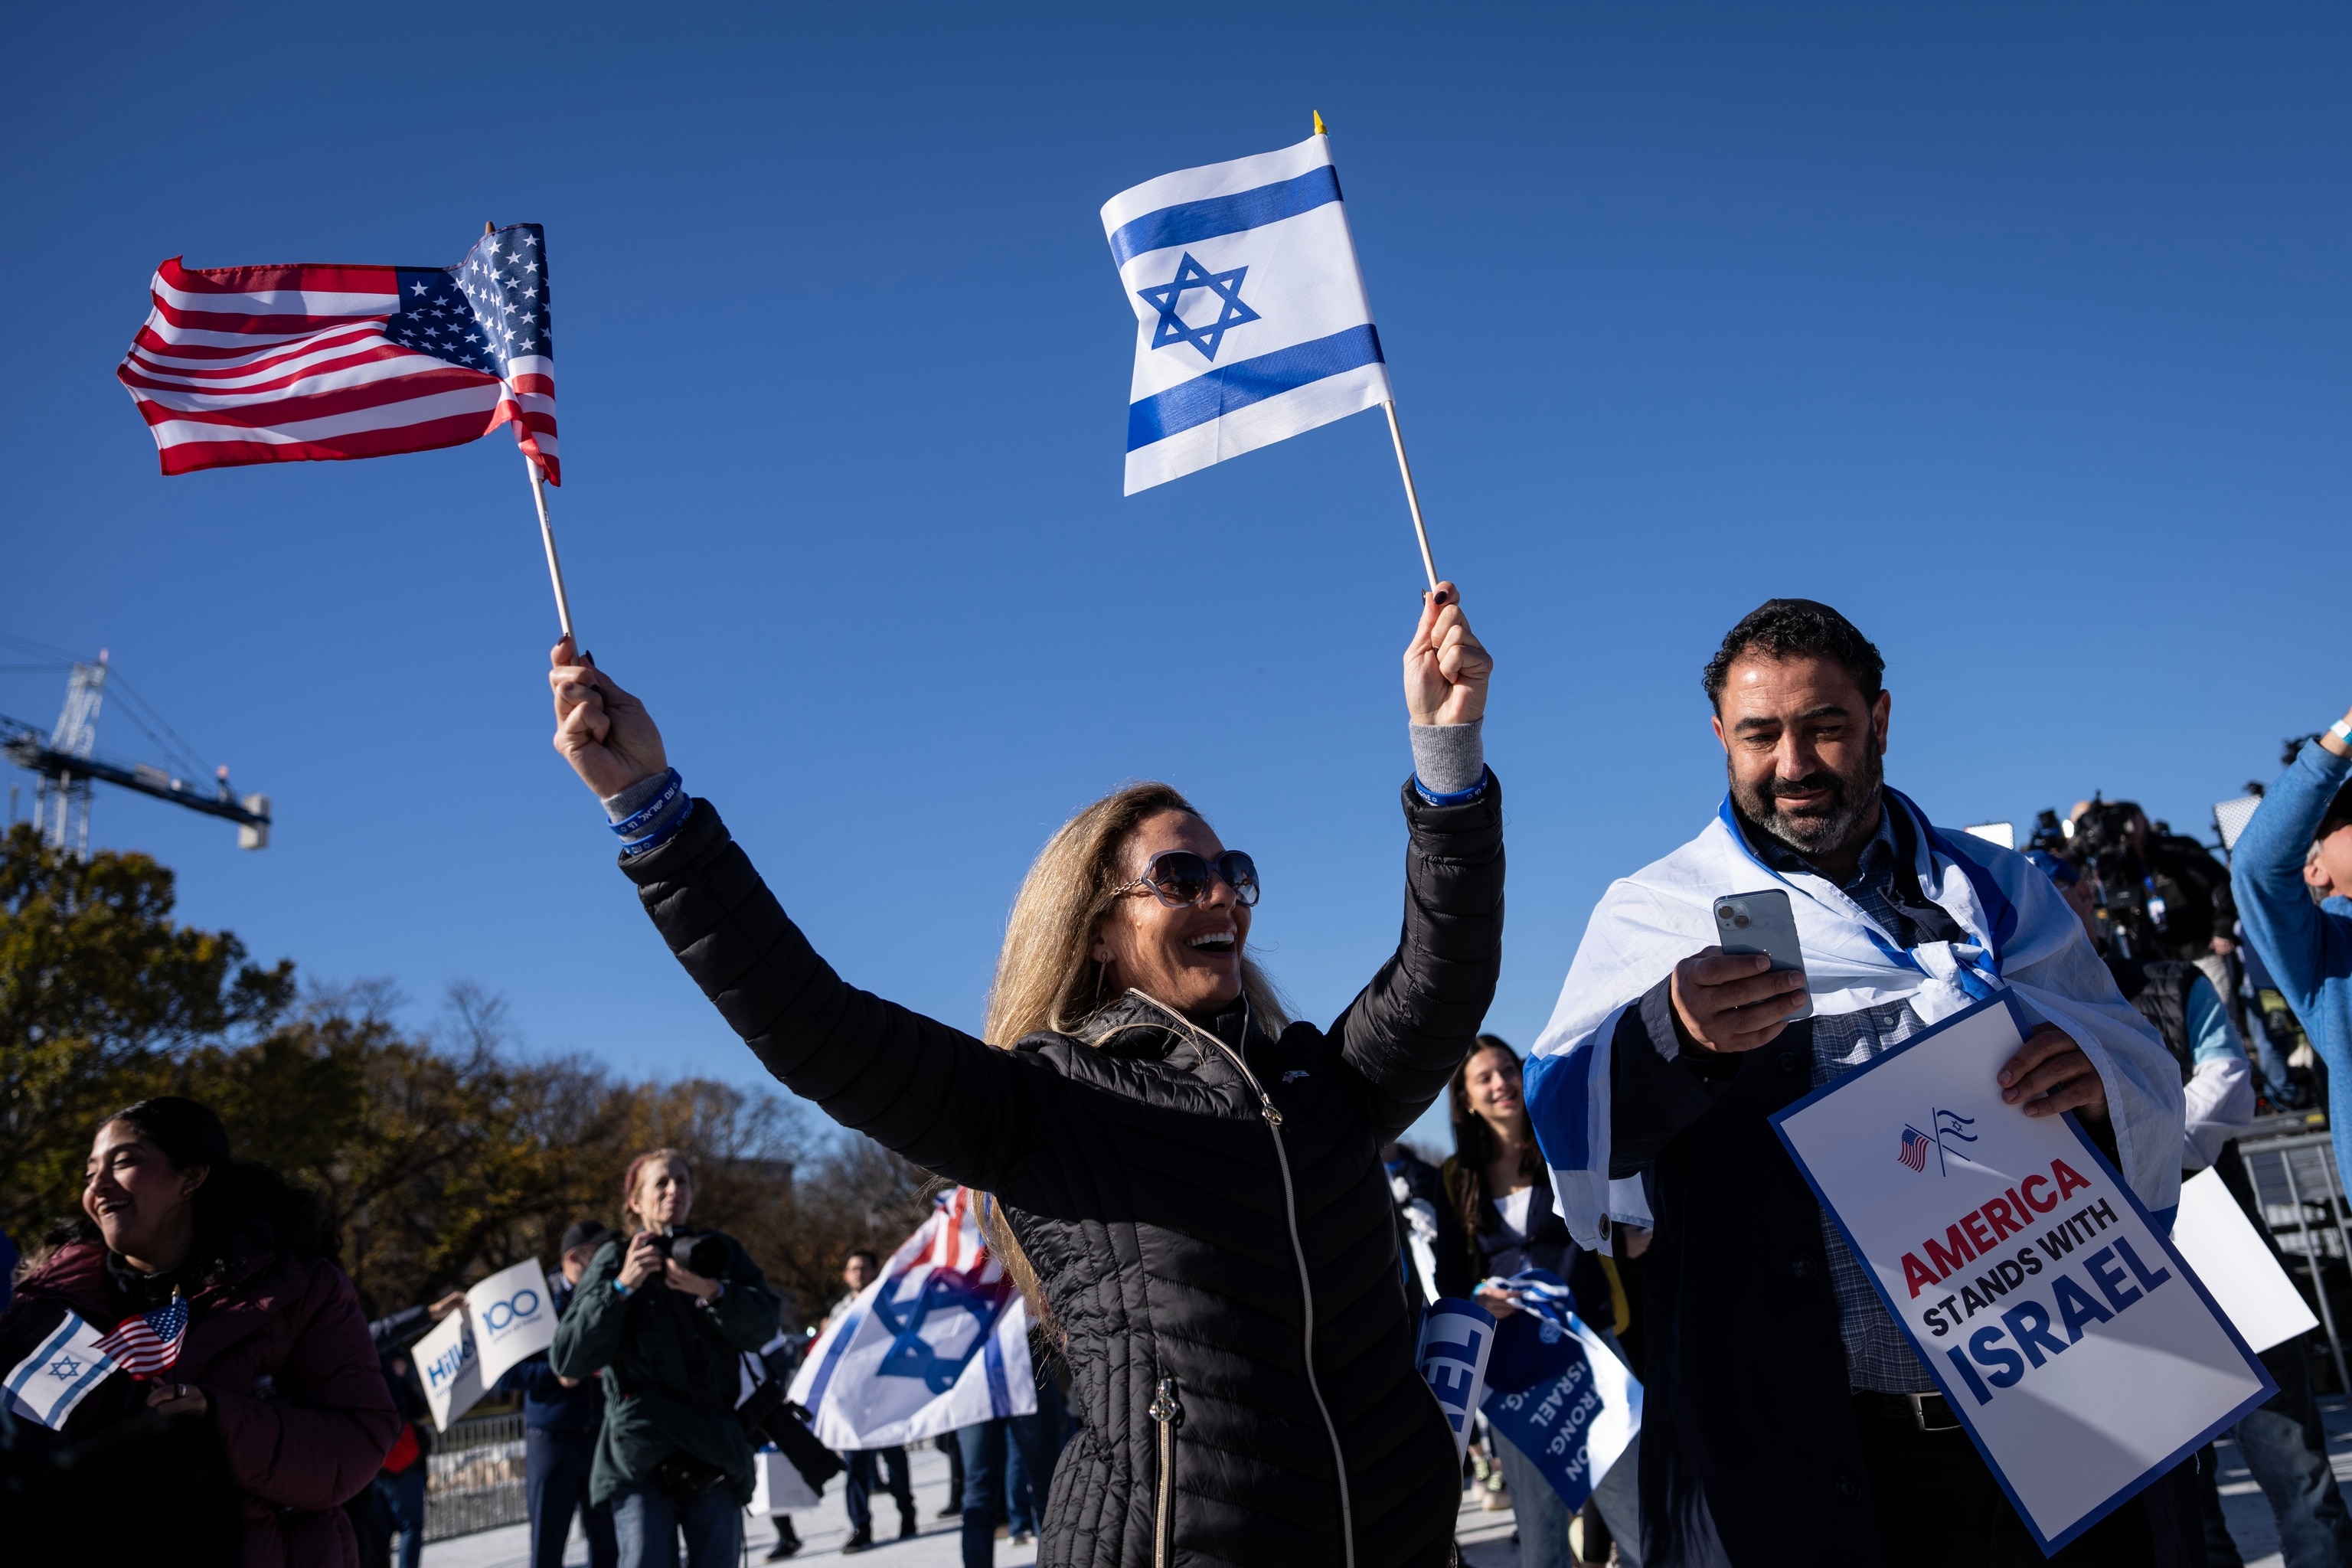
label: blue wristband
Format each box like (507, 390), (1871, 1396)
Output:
(619, 795), (694, 858)
(609, 769), (684, 838)
(610, 1279), (632, 1298)
(1413, 768), (1491, 807)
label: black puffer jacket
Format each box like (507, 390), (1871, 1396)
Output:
(622, 779), (1504, 1568)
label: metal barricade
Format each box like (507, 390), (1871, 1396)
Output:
(2233, 1129), (2352, 1392)
(424, 1410), (530, 1543)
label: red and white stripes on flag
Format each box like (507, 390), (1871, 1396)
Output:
(116, 233), (558, 482)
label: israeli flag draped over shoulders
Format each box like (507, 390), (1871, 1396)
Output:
(1103, 132), (1391, 493)
(1522, 789), (2186, 1253)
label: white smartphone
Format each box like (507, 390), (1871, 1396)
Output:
(1713, 888), (1814, 1022)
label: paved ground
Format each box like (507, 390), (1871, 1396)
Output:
(422, 1395), (2352, 1567)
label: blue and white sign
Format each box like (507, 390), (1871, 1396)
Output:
(1475, 1273), (1642, 1513)
(1414, 1296), (1495, 1462)
(1772, 994), (2274, 1553)
(1101, 131), (1393, 495)
(466, 1258), (558, 1388)
(411, 1302), (484, 1432)
(3, 1309), (119, 1429)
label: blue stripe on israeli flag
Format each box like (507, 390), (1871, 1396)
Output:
(4, 1310), (119, 1429)
(1102, 134), (1392, 495)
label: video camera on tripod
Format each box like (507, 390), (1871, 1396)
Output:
(2027, 795), (2165, 960)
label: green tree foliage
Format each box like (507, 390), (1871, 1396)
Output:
(0, 825), (935, 1327)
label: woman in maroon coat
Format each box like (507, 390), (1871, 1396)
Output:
(0, 1098), (398, 1567)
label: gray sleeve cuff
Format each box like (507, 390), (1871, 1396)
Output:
(1409, 719), (1485, 796)
(603, 771), (675, 824)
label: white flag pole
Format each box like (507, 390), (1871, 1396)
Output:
(524, 452), (576, 643)
(1383, 400), (1439, 592)
(482, 223), (578, 645)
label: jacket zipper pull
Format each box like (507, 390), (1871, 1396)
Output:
(1257, 1096), (1284, 1128)
(1149, 1375), (1181, 1424)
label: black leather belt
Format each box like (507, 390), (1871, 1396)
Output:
(1854, 1390), (1962, 1433)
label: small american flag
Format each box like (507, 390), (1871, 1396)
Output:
(1897, 1125), (1932, 1174)
(93, 1294), (188, 1379)
(117, 224), (557, 482)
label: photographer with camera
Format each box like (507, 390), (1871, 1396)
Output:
(552, 1149), (782, 1568)
(2052, 797), (2239, 979)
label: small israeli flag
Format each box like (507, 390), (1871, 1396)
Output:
(4, 1310), (120, 1430)
(1102, 130), (1393, 494)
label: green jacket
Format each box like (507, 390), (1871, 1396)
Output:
(550, 1231), (781, 1506)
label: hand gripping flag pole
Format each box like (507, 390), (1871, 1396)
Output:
(1104, 113), (1440, 589)
(119, 218), (571, 632)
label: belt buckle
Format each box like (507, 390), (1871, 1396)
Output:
(1906, 1393), (1958, 1433)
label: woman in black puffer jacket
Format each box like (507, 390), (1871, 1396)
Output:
(545, 586), (1501, 1568)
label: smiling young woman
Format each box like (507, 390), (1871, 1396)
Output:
(544, 585), (1503, 1568)
(0, 1097), (397, 1567)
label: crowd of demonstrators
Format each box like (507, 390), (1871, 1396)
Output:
(544, 582), (1501, 1568)
(2033, 851), (2352, 1567)
(550, 1148), (783, 1568)
(1444, 1038), (1644, 1568)
(0, 1096), (397, 1566)
(1526, 599), (2194, 1566)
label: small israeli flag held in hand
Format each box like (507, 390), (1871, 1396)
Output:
(5, 1311), (120, 1430)
(1102, 122), (1394, 496)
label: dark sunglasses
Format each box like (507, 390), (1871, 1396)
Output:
(1114, 849), (1262, 909)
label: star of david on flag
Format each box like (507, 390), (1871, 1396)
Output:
(787, 1187), (1036, 1450)
(4, 1310), (120, 1430)
(1137, 254), (1262, 362)
(1102, 131), (1393, 495)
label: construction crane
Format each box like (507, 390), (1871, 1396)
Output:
(2, 637), (270, 857)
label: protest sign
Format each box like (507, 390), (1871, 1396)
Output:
(1479, 1303), (1641, 1512)
(467, 1258), (559, 1388)
(412, 1307), (485, 1432)
(2171, 1166), (2317, 1354)
(1413, 1297), (1495, 1462)
(1772, 994), (2273, 1552)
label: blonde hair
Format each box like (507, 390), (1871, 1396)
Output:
(621, 1147), (692, 1231)
(982, 782), (1288, 1046)
(976, 782), (1289, 1334)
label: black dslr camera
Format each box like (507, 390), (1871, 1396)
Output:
(664, 1230), (730, 1279)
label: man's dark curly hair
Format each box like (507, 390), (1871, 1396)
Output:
(1701, 599), (1885, 710)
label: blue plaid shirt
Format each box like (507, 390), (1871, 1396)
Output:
(1745, 800), (1960, 1394)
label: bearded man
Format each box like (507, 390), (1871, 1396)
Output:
(1523, 600), (2187, 1567)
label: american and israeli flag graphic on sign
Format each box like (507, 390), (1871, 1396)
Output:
(1104, 131), (1391, 493)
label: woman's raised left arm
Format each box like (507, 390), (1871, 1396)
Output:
(1328, 585), (1504, 1142)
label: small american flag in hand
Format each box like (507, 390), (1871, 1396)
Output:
(93, 1293), (188, 1378)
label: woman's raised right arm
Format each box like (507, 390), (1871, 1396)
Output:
(548, 639), (1039, 1189)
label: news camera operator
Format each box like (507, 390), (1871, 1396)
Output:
(2031, 851), (2352, 1567)
(551, 1149), (782, 1568)
(2049, 798), (2239, 979)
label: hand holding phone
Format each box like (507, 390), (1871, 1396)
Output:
(1669, 888), (1813, 1053)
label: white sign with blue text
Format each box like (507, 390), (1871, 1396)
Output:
(411, 1304), (484, 1432)
(466, 1258), (559, 1389)
(1414, 1298), (1495, 1462)
(1772, 995), (2272, 1554)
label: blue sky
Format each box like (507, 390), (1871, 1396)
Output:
(5, 5), (2347, 1156)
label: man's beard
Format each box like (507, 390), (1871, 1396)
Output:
(1732, 736), (1884, 861)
